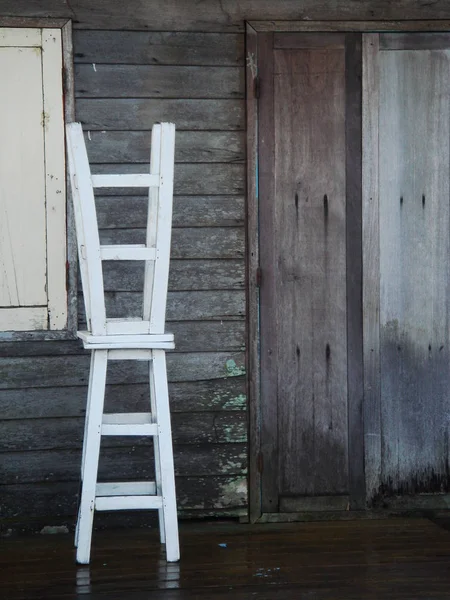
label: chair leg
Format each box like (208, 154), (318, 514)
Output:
(76, 350), (108, 565)
(75, 353), (97, 549)
(151, 350), (179, 562)
(149, 361), (165, 544)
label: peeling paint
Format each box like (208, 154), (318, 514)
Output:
(41, 111), (50, 131)
(224, 359), (246, 377)
(40, 525), (69, 535)
(219, 478), (248, 507)
(222, 394), (246, 410)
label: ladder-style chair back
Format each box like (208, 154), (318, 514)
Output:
(66, 122), (175, 336)
(66, 122), (179, 565)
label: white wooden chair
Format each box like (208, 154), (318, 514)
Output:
(66, 121), (179, 565)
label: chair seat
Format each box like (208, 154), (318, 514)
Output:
(77, 330), (175, 350)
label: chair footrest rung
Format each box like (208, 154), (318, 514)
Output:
(95, 495), (163, 511)
(95, 481), (161, 510)
(96, 481), (157, 496)
(101, 413), (158, 436)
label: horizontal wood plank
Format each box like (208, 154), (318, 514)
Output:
(0, 476), (247, 519)
(171, 227), (244, 259)
(0, 321), (244, 357)
(101, 260), (245, 292)
(75, 64), (244, 98)
(0, 379), (246, 419)
(0, 352), (245, 389)
(73, 31), (244, 65)
(81, 290), (245, 321)
(168, 321), (246, 350)
(76, 98), (244, 130)
(84, 131), (245, 164)
(0, 443), (247, 485)
(0, 340), (82, 359)
(85, 290), (245, 321)
(274, 32), (345, 48)
(96, 196), (245, 228)
(252, 20), (450, 32)
(99, 228), (245, 259)
(0, 412), (247, 451)
(6, 2), (450, 31)
(5, 2), (450, 30)
(380, 32), (450, 50)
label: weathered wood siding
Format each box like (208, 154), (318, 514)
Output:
(3, 1), (450, 30)
(3, 1), (450, 528)
(364, 34), (450, 503)
(0, 27), (247, 527)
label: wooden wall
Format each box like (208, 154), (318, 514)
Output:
(2, 1), (450, 30)
(0, 24), (247, 530)
(2, 0), (450, 530)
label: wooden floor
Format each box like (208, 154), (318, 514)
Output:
(1, 518), (450, 599)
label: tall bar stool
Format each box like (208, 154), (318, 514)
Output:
(66, 122), (179, 565)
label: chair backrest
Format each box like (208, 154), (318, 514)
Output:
(66, 122), (175, 336)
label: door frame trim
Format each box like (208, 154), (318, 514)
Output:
(248, 20), (450, 32)
(246, 19), (450, 523)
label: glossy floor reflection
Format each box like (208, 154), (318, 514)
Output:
(1, 518), (450, 599)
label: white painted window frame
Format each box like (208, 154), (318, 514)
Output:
(0, 19), (76, 341)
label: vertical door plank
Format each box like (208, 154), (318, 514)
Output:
(379, 47), (450, 494)
(246, 22), (261, 522)
(274, 41), (348, 498)
(362, 33), (381, 503)
(258, 32), (279, 512)
(345, 33), (365, 509)
(0, 42), (47, 308)
(42, 28), (67, 329)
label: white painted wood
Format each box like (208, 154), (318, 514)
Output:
(143, 124), (162, 321)
(0, 41), (47, 309)
(77, 331), (174, 345)
(67, 121), (179, 564)
(76, 350), (108, 564)
(42, 29), (67, 330)
(150, 123), (176, 334)
(96, 482), (157, 496)
(149, 349), (165, 543)
(66, 123), (107, 335)
(107, 349), (162, 360)
(100, 245), (157, 261)
(0, 28), (67, 332)
(102, 413), (155, 425)
(0, 307), (48, 332)
(152, 350), (180, 561)
(91, 173), (159, 188)
(101, 412), (158, 436)
(105, 320), (152, 335)
(95, 496), (163, 511)
(76, 350), (100, 550)
(0, 28), (41, 46)
(83, 341), (175, 351)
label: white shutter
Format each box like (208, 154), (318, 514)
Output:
(0, 28), (67, 331)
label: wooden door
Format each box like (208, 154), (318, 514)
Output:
(363, 33), (450, 504)
(258, 33), (364, 513)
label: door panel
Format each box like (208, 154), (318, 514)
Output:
(256, 29), (450, 516)
(258, 33), (363, 513)
(364, 34), (450, 501)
